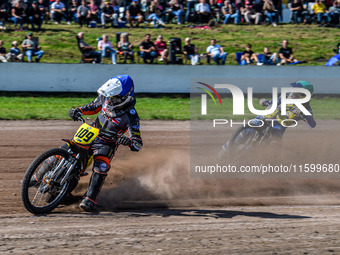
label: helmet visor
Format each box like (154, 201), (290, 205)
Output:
(107, 95), (123, 105)
(97, 78), (123, 98)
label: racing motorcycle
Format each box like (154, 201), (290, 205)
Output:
(219, 108), (304, 160)
(21, 114), (123, 215)
(224, 120), (274, 158)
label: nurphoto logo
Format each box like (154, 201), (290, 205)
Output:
(199, 82), (312, 116)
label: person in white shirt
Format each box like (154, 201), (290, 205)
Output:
(51, 0), (66, 24)
(97, 34), (117, 64)
(206, 39), (228, 65)
(196, 0), (211, 23)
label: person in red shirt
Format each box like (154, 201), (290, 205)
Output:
(154, 35), (168, 64)
(88, 0), (99, 22)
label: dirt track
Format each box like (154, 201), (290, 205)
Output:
(1, 120), (340, 254)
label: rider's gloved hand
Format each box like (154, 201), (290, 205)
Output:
(68, 108), (82, 121)
(117, 136), (132, 146)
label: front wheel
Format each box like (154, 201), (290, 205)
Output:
(21, 148), (76, 214)
(224, 126), (263, 160)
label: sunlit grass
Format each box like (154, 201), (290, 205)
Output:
(0, 95), (339, 120)
(0, 23), (338, 65)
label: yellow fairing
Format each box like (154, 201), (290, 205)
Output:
(262, 105), (298, 127)
(73, 123), (99, 145)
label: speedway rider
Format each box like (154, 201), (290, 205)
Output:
(220, 80), (316, 154)
(68, 74), (143, 212)
(258, 80), (316, 138)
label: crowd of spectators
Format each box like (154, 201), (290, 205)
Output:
(0, 0), (339, 31)
(1, 31), (338, 65)
(1, 29), (306, 65)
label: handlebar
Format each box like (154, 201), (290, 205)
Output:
(76, 114), (86, 124)
(75, 113), (123, 141)
(99, 129), (118, 139)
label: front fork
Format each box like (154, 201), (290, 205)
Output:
(257, 126), (272, 147)
(60, 153), (80, 185)
(42, 150), (80, 190)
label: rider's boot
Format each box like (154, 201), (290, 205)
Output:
(29, 156), (56, 187)
(79, 171), (107, 212)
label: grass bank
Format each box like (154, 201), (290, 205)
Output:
(0, 95), (190, 120)
(0, 23), (338, 65)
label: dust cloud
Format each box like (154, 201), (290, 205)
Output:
(97, 133), (340, 210)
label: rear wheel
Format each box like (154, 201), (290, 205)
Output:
(21, 148), (76, 214)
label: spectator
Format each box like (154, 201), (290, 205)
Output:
(77, 32), (101, 63)
(51, 0), (66, 24)
(273, 0), (282, 22)
(242, 0), (262, 25)
(139, 33), (157, 64)
(21, 32), (44, 63)
(241, 43), (261, 65)
(328, 0), (340, 24)
(183, 37), (199, 65)
(186, 0), (198, 23)
(312, 0), (330, 25)
(117, 33), (135, 63)
(222, 0), (241, 25)
(68, 0), (79, 25)
(97, 34), (117, 64)
(88, 0), (99, 22)
(11, 1), (26, 32)
(127, 0), (144, 27)
(6, 41), (23, 62)
(28, 1), (43, 31)
(263, 0), (278, 26)
(0, 40), (7, 62)
(154, 0), (166, 21)
(325, 43), (340, 66)
(155, 35), (168, 63)
(260, 46), (276, 65)
(77, 0), (90, 28)
(209, 0), (222, 22)
(101, 1), (119, 28)
(38, 0), (50, 25)
(169, 0), (184, 24)
(111, 1), (121, 24)
(147, 0), (165, 27)
(206, 39), (228, 65)
(278, 39), (298, 65)
(0, 0), (11, 30)
(290, 0), (304, 24)
(196, 0), (211, 24)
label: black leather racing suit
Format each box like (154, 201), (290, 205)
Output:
(77, 96), (142, 204)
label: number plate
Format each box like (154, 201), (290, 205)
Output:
(73, 123), (99, 145)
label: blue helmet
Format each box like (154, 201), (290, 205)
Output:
(98, 75), (135, 117)
(97, 74), (134, 98)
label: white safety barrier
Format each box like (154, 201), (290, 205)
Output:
(0, 63), (339, 94)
